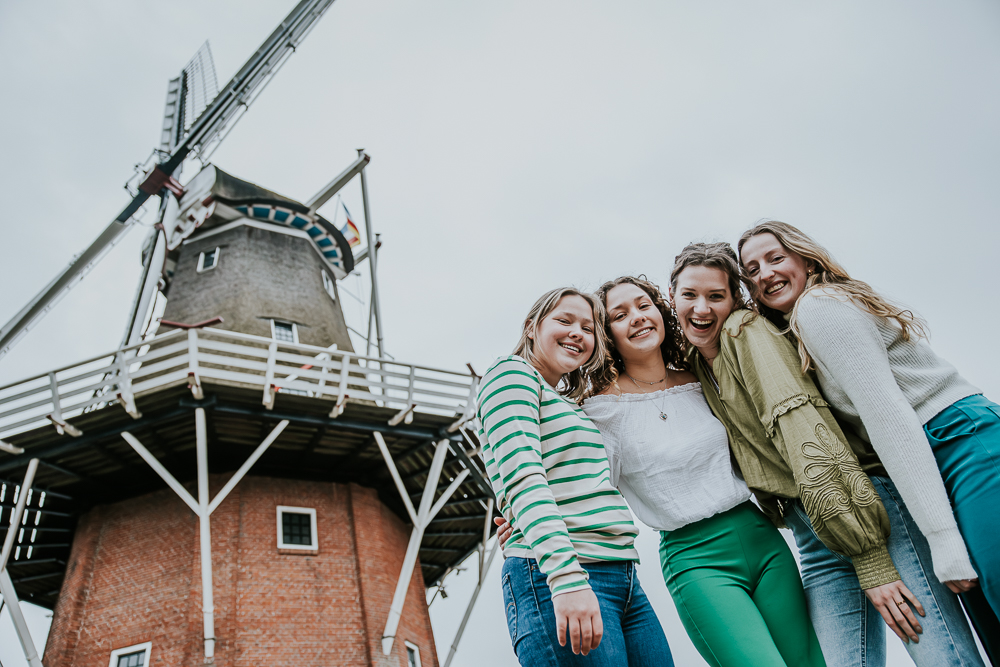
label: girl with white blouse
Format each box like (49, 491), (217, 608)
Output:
(500, 276), (825, 667)
(587, 276), (825, 667)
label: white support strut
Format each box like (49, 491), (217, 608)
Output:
(379, 437), (470, 655)
(195, 408), (216, 661)
(121, 410), (289, 664)
(121, 432), (200, 514)
(443, 538), (500, 667)
(1, 570), (43, 667)
(207, 419), (288, 514)
(0, 458), (43, 667)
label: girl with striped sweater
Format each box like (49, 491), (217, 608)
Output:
(477, 287), (673, 667)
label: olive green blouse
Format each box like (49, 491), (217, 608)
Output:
(689, 309), (899, 589)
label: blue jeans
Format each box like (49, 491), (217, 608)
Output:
(925, 395), (1000, 618)
(785, 476), (983, 667)
(501, 557), (674, 667)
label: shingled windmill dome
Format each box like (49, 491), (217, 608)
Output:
(159, 165), (357, 350)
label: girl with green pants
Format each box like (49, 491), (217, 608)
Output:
(500, 275), (825, 667)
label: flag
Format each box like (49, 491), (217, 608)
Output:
(340, 202), (362, 248)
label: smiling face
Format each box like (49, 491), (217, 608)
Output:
(740, 232), (812, 314)
(527, 294), (596, 386)
(604, 283), (666, 365)
(672, 265), (736, 357)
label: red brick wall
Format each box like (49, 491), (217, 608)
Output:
(43, 477), (438, 667)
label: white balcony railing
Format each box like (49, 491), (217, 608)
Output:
(0, 327), (480, 443)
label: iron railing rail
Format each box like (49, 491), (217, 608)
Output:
(0, 328), (479, 442)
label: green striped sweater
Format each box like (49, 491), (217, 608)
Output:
(476, 356), (638, 596)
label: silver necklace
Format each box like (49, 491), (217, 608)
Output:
(625, 372), (669, 421)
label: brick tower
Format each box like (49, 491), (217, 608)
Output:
(0, 164), (492, 667)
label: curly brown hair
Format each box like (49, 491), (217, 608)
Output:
(588, 276), (689, 397)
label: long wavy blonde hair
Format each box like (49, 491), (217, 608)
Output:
(512, 287), (610, 401)
(737, 220), (927, 371)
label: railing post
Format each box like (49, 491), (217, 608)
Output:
(115, 350), (141, 419)
(262, 341), (277, 410)
(48, 372), (61, 423)
(329, 352), (351, 418)
(187, 329), (203, 399)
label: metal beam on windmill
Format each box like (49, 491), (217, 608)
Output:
(0, 0), (337, 362)
(306, 152), (371, 214)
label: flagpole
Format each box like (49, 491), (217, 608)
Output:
(357, 148), (384, 359)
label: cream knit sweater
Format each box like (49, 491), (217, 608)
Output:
(795, 286), (979, 583)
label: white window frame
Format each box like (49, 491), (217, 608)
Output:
(270, 320), (298, 344)
(108, 641), (152, 667)
(276, 505), (318, 550)
(321, 270), (337, 301)
(404, 641), (422, 667)
(197, 247), (220, 272)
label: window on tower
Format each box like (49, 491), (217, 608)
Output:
(271, 320), (298, 344)
(109, 642), (152, 667)
(197, 247), (220, 272)
(276, 506), (318, 550)
(405, 642), (422, 667)
(321, 270), (337, 301)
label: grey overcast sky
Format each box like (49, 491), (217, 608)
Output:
(1, 1), (998, 665)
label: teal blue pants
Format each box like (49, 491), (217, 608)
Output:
(924, 394), (1000, 658)
(659, 502), (825, 667)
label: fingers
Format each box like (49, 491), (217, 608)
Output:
(493, 517), (513, 546)
(579, 616), (593, 655)
(867, 582), (922, 644)
(569, 616), (582, 654)
(944, 579), (979, 594)
(899, 582), (925, 617)
(552, 590), (602, 655)
(875, 600), (910, 643)
(893, 598), (923, 641)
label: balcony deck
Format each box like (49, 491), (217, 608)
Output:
(0, 328), (492, 609)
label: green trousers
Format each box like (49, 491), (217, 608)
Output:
(659, 502), (826, 667)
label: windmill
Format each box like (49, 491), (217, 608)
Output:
(0, 3), (495, 666)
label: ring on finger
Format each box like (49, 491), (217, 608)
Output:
(896, 600), (908, 607)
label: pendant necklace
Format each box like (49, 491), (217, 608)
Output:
(625, 372), (670, 421)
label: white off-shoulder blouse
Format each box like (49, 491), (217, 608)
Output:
(584, 382), (750, 532)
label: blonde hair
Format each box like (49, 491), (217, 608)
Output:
(512, 287), (609, 401)
(588, 276), (689, 397)
(737, 220), (927, 371)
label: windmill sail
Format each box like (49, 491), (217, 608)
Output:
(0, 0), (337, 361)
